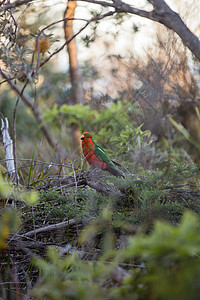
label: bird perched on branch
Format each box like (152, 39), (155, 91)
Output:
(81, 132), (125, 178)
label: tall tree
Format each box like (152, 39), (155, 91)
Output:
(64, 0), (84, 104)
(64, 0), (84, 153)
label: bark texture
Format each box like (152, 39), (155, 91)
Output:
(64, 0), (84, 104)
(64, 0), (84, 153)
(1, 118), (18, 183)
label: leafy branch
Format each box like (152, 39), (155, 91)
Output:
(77, 0), (200, 60)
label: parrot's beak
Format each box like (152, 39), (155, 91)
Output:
(81, 135), (85, 141)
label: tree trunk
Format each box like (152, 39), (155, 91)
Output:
(64, 0), (84, 154)
(64, 0), (84, 104)
(1, 117), (19, 183)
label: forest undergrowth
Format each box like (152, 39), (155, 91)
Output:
(1, 149), (200, 299)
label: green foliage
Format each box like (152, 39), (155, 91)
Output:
(0, 172), (38, 248)
(32, 247), (116, 300)
(32, 211), (200, 300)
(0, 207), (20, 248)
(38, 189), (80, 220)
(42, 100), (151, 166)
(127, 211), (200, 259)
(0, 93), (39, 138)
(124, 211), (200, 300)
(108, 123), (151, 157)
(24, 163), (200, 238)
(0, 171), (39, 205)
(26, 188), (112, 228)
(113, 177), (183, 229)
(0, 174), (19, 248)
(43, 103), (97, 129)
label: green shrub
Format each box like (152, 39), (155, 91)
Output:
(32, 211), (200, 300)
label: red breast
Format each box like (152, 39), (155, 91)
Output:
(81, 133), (94, 163)
(81, 132), (107, 169)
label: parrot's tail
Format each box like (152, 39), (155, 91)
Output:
(106, 165), (125, 178)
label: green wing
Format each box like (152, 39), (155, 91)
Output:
(94, 141), (125, 177)
(94, 142), (115, 166)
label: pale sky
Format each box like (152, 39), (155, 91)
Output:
(40, 0), (200, 71)
(52, 0), (155, 70)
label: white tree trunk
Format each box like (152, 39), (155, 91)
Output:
(1, 118), (18, 183)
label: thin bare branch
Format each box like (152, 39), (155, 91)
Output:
(0, 158), (73, 169)
(24, 219), (79, 237)
(31, 17), (89, 69)
(0, 69), (66, 157)
(77, 0), (152, 18)
(39, 11), (115, 69)
(0, 0), (34, 13)
(77, 0), (200, 60)
(0, 76), (16, 86)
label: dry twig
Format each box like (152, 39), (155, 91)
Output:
(24, 219), (79, 237)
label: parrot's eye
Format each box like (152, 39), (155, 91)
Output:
(81, 137), (84, 140)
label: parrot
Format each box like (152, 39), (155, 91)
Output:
(81, 132), (125, 178)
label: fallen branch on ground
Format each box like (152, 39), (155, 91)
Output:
(24, 219), (80, 237)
